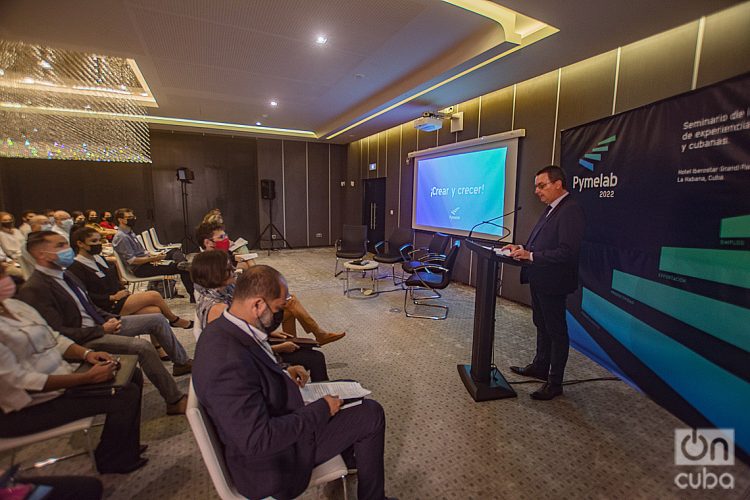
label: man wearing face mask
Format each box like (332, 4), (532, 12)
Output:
(18, 210), (36, 236)
(17, 231), (191, 415)
(193, 265), (389, 500)
(112, 208), (195, 302)
(51, 210), (74, 242)
(0, 212), (26, 279)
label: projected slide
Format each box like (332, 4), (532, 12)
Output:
(410, 131), (521, 240)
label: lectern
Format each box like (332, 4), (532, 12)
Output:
(458, 239), (525, 401)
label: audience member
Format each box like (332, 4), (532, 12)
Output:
(17, 231), (190, 414)
(84, 209), (117, 238)
(193, 265), (387, 500)
(42, 209), (55, 224)
(0, 211), (26, 261)
(69, 227), (192, 328)
(52, 210), (74, 241)
(99, 211), (116, 231)
(29, 214), (53, 232)
(112, 208), (195, 302)
(0, 262), (147, 474)
(18, 210), (36, 236)
(191, 250), (328, 381)
(195, 221), (253, 270)
(201, 208), (223, 225)
(196, 222), (345, 346)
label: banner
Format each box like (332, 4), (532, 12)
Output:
(560, 73), (750, 461)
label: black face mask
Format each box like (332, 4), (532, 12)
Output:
(1, 222), (13, 229)
(124, 218), (137, 230)
(260, 304), (285, 334)
(88, 216), (99, 223)
(102, 215), (111, 221)
(88, 243), (103, 255)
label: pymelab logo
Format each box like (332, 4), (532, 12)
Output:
(572, 134), (618, 196)
(449, 207), (460, 221)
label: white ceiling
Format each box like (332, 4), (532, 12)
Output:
(0, 0), (742, 143)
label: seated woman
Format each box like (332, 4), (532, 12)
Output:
(196, 222), (345, 346)
(0, 263), (147, 474)
(191, 250), (329, 381)
(84, 209), (117, 239)
(68, 227), (192, 329)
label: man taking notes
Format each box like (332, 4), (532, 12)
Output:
(192, 265), (391, 500)
(502, 165), (585, 400)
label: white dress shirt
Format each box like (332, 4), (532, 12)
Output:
(0, 228), (25, 260)
(223, 309), (277, 363)
(0, 298), (75, 413)
(51, 224), (70, 242)
(35, 265), (96, 327)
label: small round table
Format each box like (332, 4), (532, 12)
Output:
(343, 260), (380, 299)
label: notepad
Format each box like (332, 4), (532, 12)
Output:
(229, 238), (249, 252)
(235, 252), (258, 262)
(299, 381), (371, 409)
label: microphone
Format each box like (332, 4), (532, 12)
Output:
(467, 206), (522, 240)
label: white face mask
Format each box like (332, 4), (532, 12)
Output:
(0, 275), (16, 301)
(60, 219), (74, 230)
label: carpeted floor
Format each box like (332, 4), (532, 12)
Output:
(5, 247), (749, 499)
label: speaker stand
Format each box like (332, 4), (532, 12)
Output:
(252, 197), (292, 255)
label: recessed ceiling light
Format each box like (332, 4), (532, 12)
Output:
(270, 100), (278, 107)
(255, 121), (262, 126)
(315, 35), (328, 45)
(39, 60), (52, 69)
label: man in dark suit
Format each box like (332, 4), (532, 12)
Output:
(18, 231), (190, 414)
(502, 165), (585, 400)
(193, 265), (389, 500)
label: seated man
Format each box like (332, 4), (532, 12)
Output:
(0, 263), (147, 474)
(196, 222), (345, 345)
(112, 208), (195, 302)
(51, 210), (74, 242)
(18, 210), (36, 236)
(193, 265), (388, 500)
(17, 231), (190, 414)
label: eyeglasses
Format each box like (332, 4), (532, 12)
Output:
(534, 181), (553, 190)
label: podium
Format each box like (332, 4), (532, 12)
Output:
(458, 239), (525, 401)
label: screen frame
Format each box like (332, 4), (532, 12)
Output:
(409, 129), (523, 242)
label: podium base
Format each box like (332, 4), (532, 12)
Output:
(458, 364), (517, 401)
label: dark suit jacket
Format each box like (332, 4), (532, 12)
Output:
(17, 270), (116, 344)
(68, 260), (124, 311)
(192, 315), (330, 500)
(521, 194), (585, 295)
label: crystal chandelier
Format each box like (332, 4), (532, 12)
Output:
(0, 40), (155, 162)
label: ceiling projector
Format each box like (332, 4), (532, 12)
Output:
(414, 112), (445, 132)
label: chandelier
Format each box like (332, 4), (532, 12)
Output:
(0, 40), (156, 162)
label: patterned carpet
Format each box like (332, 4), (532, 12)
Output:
(5, 248), (749, 499)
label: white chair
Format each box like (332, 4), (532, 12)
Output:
(149, 227), (182, 250)
(140, 231), (161, 254)
(112, 249), (175, 298)
(186, 381), (348, 500)
(136, 234), (146, 249)
(0, 417), (96, 470)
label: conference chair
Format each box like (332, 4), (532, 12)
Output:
(0, 417), (97, 470)
(112, 249), (176, 298)
(401, 232), (450, 275)
(372, 227), (413, 286)
(404, 240), (461, 320)
(186, 381), (349, 500)
(140, 231), (161, 254)
(334, 224), (368, 277)
(149, 227), (182, 250)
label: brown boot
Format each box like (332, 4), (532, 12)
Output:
(166, 395), (187, 415)
(172, 359), (193, 376)
(317, 332), (346, 346)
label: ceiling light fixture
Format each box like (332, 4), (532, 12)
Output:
(255, 121), (262, 126)
(39, 60), (52, 69)
(315, 35), (328, 45)
(270, 100), (278, 107)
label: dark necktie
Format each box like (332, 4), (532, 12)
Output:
(62, 272), (105, 325)
(526, 205), (553, 248)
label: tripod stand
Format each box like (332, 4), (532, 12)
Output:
(252, 197), (292, 255)
(179, 180), (197, 252)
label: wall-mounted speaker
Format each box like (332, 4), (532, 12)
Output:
(261, 179), (276, 200)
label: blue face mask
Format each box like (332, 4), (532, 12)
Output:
(41, 223), (53, 231)
(50, 247), (76, 268)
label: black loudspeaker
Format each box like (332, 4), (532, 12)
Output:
(176, 167), (195, 182)
(261, 179), (276, 200)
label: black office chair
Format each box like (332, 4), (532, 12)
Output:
(403, 240), (461, 320)
(334, 224), (368, 277)
(372, 227), (413, 286)
(401, 232), (450, 275)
